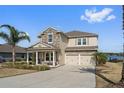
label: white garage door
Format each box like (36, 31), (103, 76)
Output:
(80, 56), (92, 66)
(65, 53), (95, 66)
(65, 53), (79, 65)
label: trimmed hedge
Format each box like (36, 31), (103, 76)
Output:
(1, 62), (50, 71)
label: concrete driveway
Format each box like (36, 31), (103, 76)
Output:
(0, 65), (96, 88)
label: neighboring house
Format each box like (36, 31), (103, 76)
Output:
(27, 27), (98, 67)
(0, 44), (26, 61)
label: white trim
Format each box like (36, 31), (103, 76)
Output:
(26, 52), (29, 64)
(49, 52), (51, 61)
(76, 38), (87, 46)
(29, 41), (55, 49)
(36, 51), (38, 65)
(86, 38), (89, 45)
(53, 51), (55, 66)
(44, 52), (46, 62)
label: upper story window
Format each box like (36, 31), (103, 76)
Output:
(77, 38), (87, 46)
(83, 38), (86, 45)
(48, 33), (53, 43)
(77, 38), (82, 45)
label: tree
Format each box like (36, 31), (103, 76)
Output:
(93, 52), (108, 65)
(0, 24), (30, 63)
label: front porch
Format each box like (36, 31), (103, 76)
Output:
(26, 41), (61, 67)
(26, 50), (59, 67)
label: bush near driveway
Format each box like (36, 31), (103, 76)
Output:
(93, 52), (108, 65)
(1, 62), (50, 71)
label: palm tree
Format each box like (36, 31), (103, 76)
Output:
(0, 24), (30, 63)
(93, 52), (108, 65)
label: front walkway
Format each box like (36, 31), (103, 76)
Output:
(0, 65), (96, 88)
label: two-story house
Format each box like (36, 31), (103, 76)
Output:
(27, 27), (98, 67)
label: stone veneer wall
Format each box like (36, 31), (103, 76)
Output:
(41, 28), (60, 48)
(40, 28), (68, 65)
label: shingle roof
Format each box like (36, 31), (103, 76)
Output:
(65, 46), (98, 52)
(0, 44), (26, 53)
(65, 31), (98, 38)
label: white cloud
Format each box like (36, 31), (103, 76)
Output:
(80, 8), (116, 23)
(106, 15), (116, 21)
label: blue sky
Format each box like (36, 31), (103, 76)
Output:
(0, 5), (122, 52)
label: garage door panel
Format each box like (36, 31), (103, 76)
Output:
(80, 56), (95, 66)
(66, 55), (79, 65)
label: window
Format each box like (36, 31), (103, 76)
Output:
(46, 53), (49, 61)
(48, 33), (53, 43)
(77, 38), (82, 45)
(46, 52), (53, 61)
(51, 52), (53, 61)
(77, 38), (87, 45)
(83, 38), (86, 45)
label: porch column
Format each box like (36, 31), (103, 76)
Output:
(53, 51), (55, 67)
(44, 52), (46, 62)
(36, 51), (38, 65)
(26, 52), (29, 64)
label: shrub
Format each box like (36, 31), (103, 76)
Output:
(29, 61), (35, 65)
(93, 52), (108, 65)
(1, 62), (50, 71)
(33, 65), (50, 71)
(16, 58), (26, 61)
(1, 62), (13, 68)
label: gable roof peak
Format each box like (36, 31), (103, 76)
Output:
(46, 27), (56, 30)
(44, 26), (62, 32)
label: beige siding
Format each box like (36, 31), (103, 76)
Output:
(67, 38), (76, 47)
(89, 37), (98, 46)
(67, 37), (98, 47)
